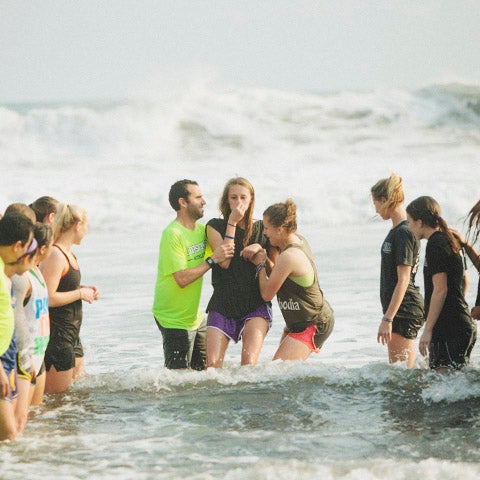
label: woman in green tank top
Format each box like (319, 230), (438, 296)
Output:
(241, 199), (334, 361)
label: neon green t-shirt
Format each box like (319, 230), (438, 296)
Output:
(0, 257), (14, 356)
(152, 221), (207, 330)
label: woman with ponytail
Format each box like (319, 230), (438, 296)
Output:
(406, 196), (476, 370)
(40, 204), (99, 393)
(371, 173), (424, 368)
(242, 199), (334, 361)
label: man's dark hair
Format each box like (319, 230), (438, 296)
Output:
(0, 213), (35, 246)
(168, 179), (198, 211)
(29, 196), (59, 222)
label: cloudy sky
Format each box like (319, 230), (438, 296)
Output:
(1, 0), (479, 102)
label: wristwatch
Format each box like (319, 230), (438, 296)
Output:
(205, 256), (215, 268)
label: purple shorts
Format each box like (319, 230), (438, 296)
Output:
(207, 303), (273, 343)
(1, 368), (18, 403)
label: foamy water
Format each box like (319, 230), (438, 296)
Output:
(1, 83), (479, 479)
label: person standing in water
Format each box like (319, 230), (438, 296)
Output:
(407, 196), (476, 370)
(152, 180), (234, 370)
(206, 177), (275, 367)
(371, 173), (424, 368)
(40, 204), (100, 393)
(243, 199), (334, 361)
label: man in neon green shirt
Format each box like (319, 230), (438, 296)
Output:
(152, 180), (234, 370)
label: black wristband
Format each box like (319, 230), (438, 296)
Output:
(206, 256), (215, 268)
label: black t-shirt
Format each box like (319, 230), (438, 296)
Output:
(206, 218), (268, 319)
(424, 231), (472, 335)
(380, 221), (424, 319)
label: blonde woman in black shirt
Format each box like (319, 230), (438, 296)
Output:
(371, 173), (424, 368)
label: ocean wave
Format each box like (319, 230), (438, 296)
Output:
(220, 458), (480, 480)
(1, 81), (479, 159)
(1, 82), (479, 231)
(76, 360), (480, 406)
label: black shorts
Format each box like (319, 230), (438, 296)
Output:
(154, 317), (206, 370)
(313, 315), (335, 349)
(429, 327), (477, 370)
(392, 316), (424, 340)
(44, 336), (83, 372)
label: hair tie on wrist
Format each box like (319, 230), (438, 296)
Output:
(228, 223), (236, 228)
(255, 262), (266, 279)
(224, 234), (235, 240)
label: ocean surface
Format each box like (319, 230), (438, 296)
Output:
(1, 82), (480, 479)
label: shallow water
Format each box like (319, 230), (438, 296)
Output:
(1, 84), (480, 478)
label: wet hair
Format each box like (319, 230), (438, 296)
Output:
(371, 173), (404, 216)
(34, 222), (53, 248)
(53, 203), (87, 242)
(169, 180), (198, 211)
(263, 198), (297, 234)
(29, 196), (59, 222)
(0, 213), (35, 247)
(4, 203), (36, 223)
(406, 196), (460, 254)
(219, 177), (255, 248)
(464, 200), (480, 245)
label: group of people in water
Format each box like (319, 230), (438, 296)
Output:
(152, 177), (335, 371)
(1, 174), (479, 442)
(152, 175), (479, 374)
(371, 174), (478, 370)
(0, 197), (99, 441)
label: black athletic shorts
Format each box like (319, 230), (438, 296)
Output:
(392, 316), (424, 340)
(429, 326), (477, 370)
(154, 317), (206, 370)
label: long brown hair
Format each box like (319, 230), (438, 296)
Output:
(406, 196), (460, 253)
(219, 177), (255, 248)
(465, 200), (480, 245)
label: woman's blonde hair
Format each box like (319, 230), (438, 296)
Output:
(53, 203), (87, 242)
(371, 173), (404, 216)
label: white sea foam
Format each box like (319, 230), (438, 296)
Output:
(1, 82), (479, 232)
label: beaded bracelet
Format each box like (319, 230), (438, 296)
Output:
(382, 315), (393, 323)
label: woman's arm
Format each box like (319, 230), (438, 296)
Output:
(377, 264), (412, 345)
(254, 249), (295, 302)
(419, 272), (448, 356)
(206, 224), (235, 269)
